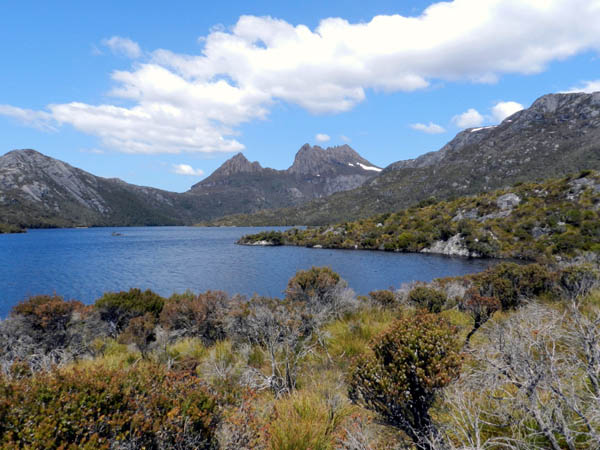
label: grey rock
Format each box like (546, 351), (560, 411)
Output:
(420, 234), (479, 258)
(496, 193), (521, 210)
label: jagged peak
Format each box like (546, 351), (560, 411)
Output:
(191, 152), (264, 189)
(288, 143), (379, 175)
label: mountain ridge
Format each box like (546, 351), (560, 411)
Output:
(206, 91), (600, 226)
(0, 144), (380, 228)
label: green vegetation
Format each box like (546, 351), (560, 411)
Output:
(4, 164), (600, 450)
(2, 262), (599, 448)
(0, 363), (218, 449)
(239, 171), (600, 261)
(348, 313), (462, 449)
(0, 223), (25, 234)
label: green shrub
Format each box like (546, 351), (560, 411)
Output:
(474, 263), (555, 309)
(559, 264), (600, 300)
(0, 363), (219, 449)
(95, 288), (165, 333)
(285, 267), (341, 304)
(407, 286), (447, 313)
(348, 314), (461, 448)
(368, 290), (397, 308)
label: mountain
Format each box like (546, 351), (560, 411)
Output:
(0, 149), (190, 227)
(208, 91), (600, 226)
(185, 144), (381, 219)
(0, 144), (380, 228)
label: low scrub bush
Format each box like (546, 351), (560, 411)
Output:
(407, 286), (447, 313)
(10, 295), (87, 349)
(0, 363), (219, 449)
(160, 290), (229, 345)
(95, 288), (165, 333)
(473, 262), (556, 309)
(368, 289), (397, 308)
(348, 313), (461, 449)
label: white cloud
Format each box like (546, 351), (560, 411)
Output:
(101, 36), (142, 58)
(410, 122), (446, 134)
(491, 101), (524, 122)
(172, 164), (204, 176)
(564, 79), (600, 93)
(340, 135), (351, 142)
(452, 108), (484, 129)
(315, 133), (330, 142)
(0, 105), (56, 131)
(3, 1), (600, 154)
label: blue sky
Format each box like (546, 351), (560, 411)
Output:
(1, 0), (599, 192)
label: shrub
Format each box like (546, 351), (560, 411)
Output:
(0, 363), (219, 449)
(348, 314), (461, 449)
(368, 290), (397, 308)
(285, 267), (341, 303)
(160, 290), (229, 345)
(407, 286), (447, 313)
(285, 267), (356, 320)
(226, 296), (314, 396)
(118, 312), (156, 358)
(473, 263), (555, 309)
(460, 289), (501, 344)
(559, 264), (600, 300)
(95, 288), (165, 333)
(10, 295), (87, 352)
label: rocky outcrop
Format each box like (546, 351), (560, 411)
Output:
(420, 234), (480, 258)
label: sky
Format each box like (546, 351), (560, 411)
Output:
(1, 0), (600, 192)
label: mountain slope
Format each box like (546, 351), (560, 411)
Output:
(207, 92), (600, 226)
(0, 149), (189, 227)
(0, 144), (380, 227)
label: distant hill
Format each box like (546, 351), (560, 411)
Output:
(208, 91), (600, 226)
(0, 144), (380, 228)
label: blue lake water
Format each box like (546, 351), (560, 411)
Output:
(0, 227), (496, 317)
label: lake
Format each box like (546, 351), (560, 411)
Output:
(0, 226), (496, 317)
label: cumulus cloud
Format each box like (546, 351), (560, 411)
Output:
(172, 164), (204, 176)
(101, 36), (142, 58)
(410, 122), (446, 134)
(452, 108), (484, 129)
(315, 133), (330, 142)
(491, 101), (524, 122)
(564, 79), (600, 93)
(3, 0), (600, 154)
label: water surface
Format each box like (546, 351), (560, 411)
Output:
(0, 227), (496, 316)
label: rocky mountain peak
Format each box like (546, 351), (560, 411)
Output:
(387, 91), (600, 172)
(288, 144), (380, 175)
(210, 153), (263, 178)
(191, 152), (264, 189)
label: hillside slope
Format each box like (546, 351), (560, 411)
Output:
(210, 92), (600, 226)
(240, 170), (600, 261)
